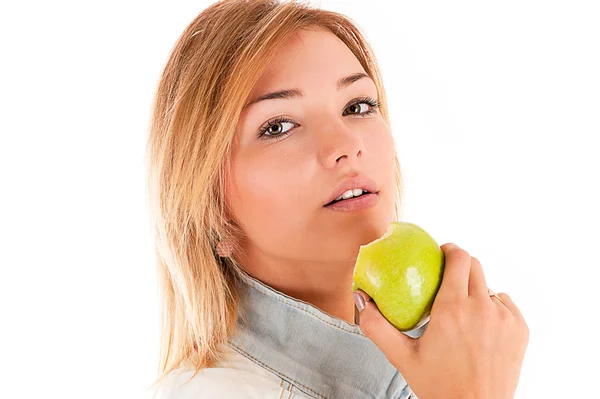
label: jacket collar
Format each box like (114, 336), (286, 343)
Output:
(227, 268), (427, 399)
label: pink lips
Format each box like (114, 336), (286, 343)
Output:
(324, 174), (379, 206)
(324, 192), (380, 212)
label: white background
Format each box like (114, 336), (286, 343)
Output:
(1, 1), (598, 398)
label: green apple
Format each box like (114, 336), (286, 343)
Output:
(352, 222), (445, 331)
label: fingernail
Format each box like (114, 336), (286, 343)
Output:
(353, 292), (365, 312)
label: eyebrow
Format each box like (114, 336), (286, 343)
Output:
(242, 72), (371, 110)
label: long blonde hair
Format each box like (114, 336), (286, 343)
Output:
(144, 0), (404, 391)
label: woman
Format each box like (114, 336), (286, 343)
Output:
(145, 0), (529, 398)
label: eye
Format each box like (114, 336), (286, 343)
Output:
(257, 96), (381, 141)
(257, 116), (296, 141)
(345, 103), (367, 114)
(342, 96), (381, 117)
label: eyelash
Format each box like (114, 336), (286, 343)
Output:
(257, 96), (382, 141)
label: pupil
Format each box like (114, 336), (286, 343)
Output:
(270, 124), (281, 134)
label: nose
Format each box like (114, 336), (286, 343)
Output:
(318, 120), (366, 169)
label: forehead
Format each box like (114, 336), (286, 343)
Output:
(248, 28), (367, 98)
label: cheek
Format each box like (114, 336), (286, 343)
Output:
(229, 151), (308, 239)
(367, 124), (399, 211)
(365, 123), (396, 170)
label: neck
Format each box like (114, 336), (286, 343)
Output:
(236, 248), (357, 325)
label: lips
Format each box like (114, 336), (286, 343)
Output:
(324, 174), (379, 206)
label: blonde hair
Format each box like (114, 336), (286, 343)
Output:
(144, 0), (404, 392)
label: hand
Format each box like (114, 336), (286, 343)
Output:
(353, 243), (529, 399)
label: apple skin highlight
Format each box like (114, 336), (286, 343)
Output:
(352, 222), (445, 331)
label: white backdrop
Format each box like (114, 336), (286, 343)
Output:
(1, 1), (598, 398)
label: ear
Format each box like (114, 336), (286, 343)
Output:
(216, 240), (234, 257)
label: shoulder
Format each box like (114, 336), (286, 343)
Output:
(154, 345), (287, 399)
(155, 368), (277, 399)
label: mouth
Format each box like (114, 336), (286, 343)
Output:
(323, 174), (379, 207)
(323, 191), (380, 212)
(324, 190), (379, 207)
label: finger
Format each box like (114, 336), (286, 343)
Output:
(497, 293), (524, 320)
(437, 243), (471, 301)
(353, 289), (418, 374)
(468, 256), (488, 298)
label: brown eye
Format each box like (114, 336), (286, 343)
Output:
(258, 116), (296, 140)
(267, 124), (283, 135)
(264, 120), (294, 136)
(346, 103), (362, 114)
(343, 98), (379, 117)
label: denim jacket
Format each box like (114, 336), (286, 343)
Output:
(156, 268), (427, 399)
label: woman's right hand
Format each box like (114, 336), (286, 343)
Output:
(353, 243), (529, 399)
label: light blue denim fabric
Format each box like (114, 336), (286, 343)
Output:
(227, 268), (428, 399)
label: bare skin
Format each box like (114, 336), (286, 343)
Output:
(226, 27), (529, 398)
(354, 244), (529, 398)
(227, 27), (397, 324)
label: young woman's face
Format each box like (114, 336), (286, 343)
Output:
(227, 28), (397, 264)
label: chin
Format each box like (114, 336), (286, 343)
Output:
(326, 226), (387, 263)
(357, 210), (394, 241)
(316, 204), (395, 260)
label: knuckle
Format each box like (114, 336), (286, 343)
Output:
(452, 253), (472, 270)
(438, 312), (458, 330)
(474, 299), (504, 326)
(437, 296), (463, 313)
(432, 293), (452, 308)
(498, 293), (511, 307)
(480, 303), (497, 323)
(499, 306), (513, 322)
(452, 247), (471, 261)
(430, 299), (452, 319)
(436, 302), (464, 327)
(443, 243), (470, 259)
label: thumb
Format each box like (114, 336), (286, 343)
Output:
(353, 289), (418, 373)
